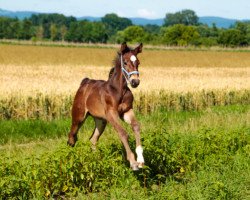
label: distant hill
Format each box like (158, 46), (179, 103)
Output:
(129, 17), (248, 28)
(0, 8), (249, 28)
(199, 17), (239, 28)
(78, 16), (101, 22)
(77, 16), (164, 26)
(76, 16), (248, 28)
(0, 8), (39, 19)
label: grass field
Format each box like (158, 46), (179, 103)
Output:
(0, 105), (249, 199)
(0, 43), (249, 199)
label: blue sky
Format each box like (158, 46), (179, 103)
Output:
(0, 0), (249, 19)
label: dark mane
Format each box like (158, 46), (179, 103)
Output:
(108, 45), (132, 79)
(108, 53), (120, 79)
(108, 67), (115, 79)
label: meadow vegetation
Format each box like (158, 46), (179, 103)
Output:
(0, 105), (249, 199)
(0, 44), (249, 199)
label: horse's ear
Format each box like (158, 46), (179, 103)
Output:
(121, 42), (129, 55)
(134, 43), (143, 55)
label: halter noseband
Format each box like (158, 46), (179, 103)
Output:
(120, 55), (139, 84)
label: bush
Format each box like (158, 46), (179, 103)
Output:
(0, 111), (249, 198)
(218, 29), (248, 47)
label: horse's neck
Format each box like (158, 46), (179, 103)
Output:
(109, 62), (127, 94)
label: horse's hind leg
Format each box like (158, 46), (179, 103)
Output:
(67, 103), (88, 147)
(123, 109), (144, 168)
(90, 118), (107, 147)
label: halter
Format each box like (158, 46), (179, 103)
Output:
(120, 55), (139, 84)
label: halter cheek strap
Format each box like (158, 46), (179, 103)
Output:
(120, 55), (139, 83)
(122, 68), (139, 77)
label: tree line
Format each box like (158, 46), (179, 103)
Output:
(0, 9), (249, 47)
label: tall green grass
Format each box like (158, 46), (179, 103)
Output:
(0, 119), (70, 145)
(0, 105), (249, 199)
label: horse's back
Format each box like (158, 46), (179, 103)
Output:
(73, 78), (105, 106)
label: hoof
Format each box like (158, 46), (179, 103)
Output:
(67, 135), (77, 147)
(131, 163), (139, 171)
(138, 162), (144, 168)
(91, 145), (97, 151)
(67, 140), (75, 147)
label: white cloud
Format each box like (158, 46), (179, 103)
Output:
(137, 8), (156, 18)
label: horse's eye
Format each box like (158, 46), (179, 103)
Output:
(124, 61), (127, 65)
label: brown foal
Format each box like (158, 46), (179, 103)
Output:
(67, 42), (144, 170)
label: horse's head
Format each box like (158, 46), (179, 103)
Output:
(120, 42), (143, 88)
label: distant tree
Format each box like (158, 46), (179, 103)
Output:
(60, 25), (67, 41)
(195, 24), (218, 46)
(42, 18), (51, 39)
(29, 14), (77, 39)
(211, 23), (219, 37)
(35, 25), (44, 40)
(115, 25), (148, 43)
(0, 17), (21, 39)
(19, 19), (34, 39)
(196, 24), (219, 38)
(89, 22), (108, 43)
(65, 21), (81, 42)
(196, 25), (211, 37)
(50, 24), (58, 41)
(11, 20), (21, 39)
(143, 24), (161, 34)
(101, 13), (132, 37)
(64, 20), (108, 43)
(218, 29), (247, 47)
(30, 14), (39, 25)
(30, 14), (76, 27)
(235, 21), (248, 35)
(243, 21), (250, 44)
(164, 9), (199, 26)
(160, 24), (200, 46)
(79, 21), (108, 43)
(65, 16), (77, 28)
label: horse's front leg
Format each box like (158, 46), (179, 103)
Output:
(106, 110), (139, 170)
(123, 109), (144, 168)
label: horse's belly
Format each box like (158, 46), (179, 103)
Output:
(86, 94), (106, 118)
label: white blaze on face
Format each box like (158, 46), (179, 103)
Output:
(129, 55), (139, 80)
(130, 55), (137, 63)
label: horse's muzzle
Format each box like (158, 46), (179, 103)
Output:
(131, 79), (140, 88)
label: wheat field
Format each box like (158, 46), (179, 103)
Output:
(0, 44), (249, 96)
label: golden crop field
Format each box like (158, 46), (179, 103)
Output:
(0, 44), (249, 96)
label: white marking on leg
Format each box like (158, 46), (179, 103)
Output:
(90, 128), (100, 146)
(136, 145), (144, 165)
(123, 113), (132, 124)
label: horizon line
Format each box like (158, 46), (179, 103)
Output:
(0, 7), (249, 21)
